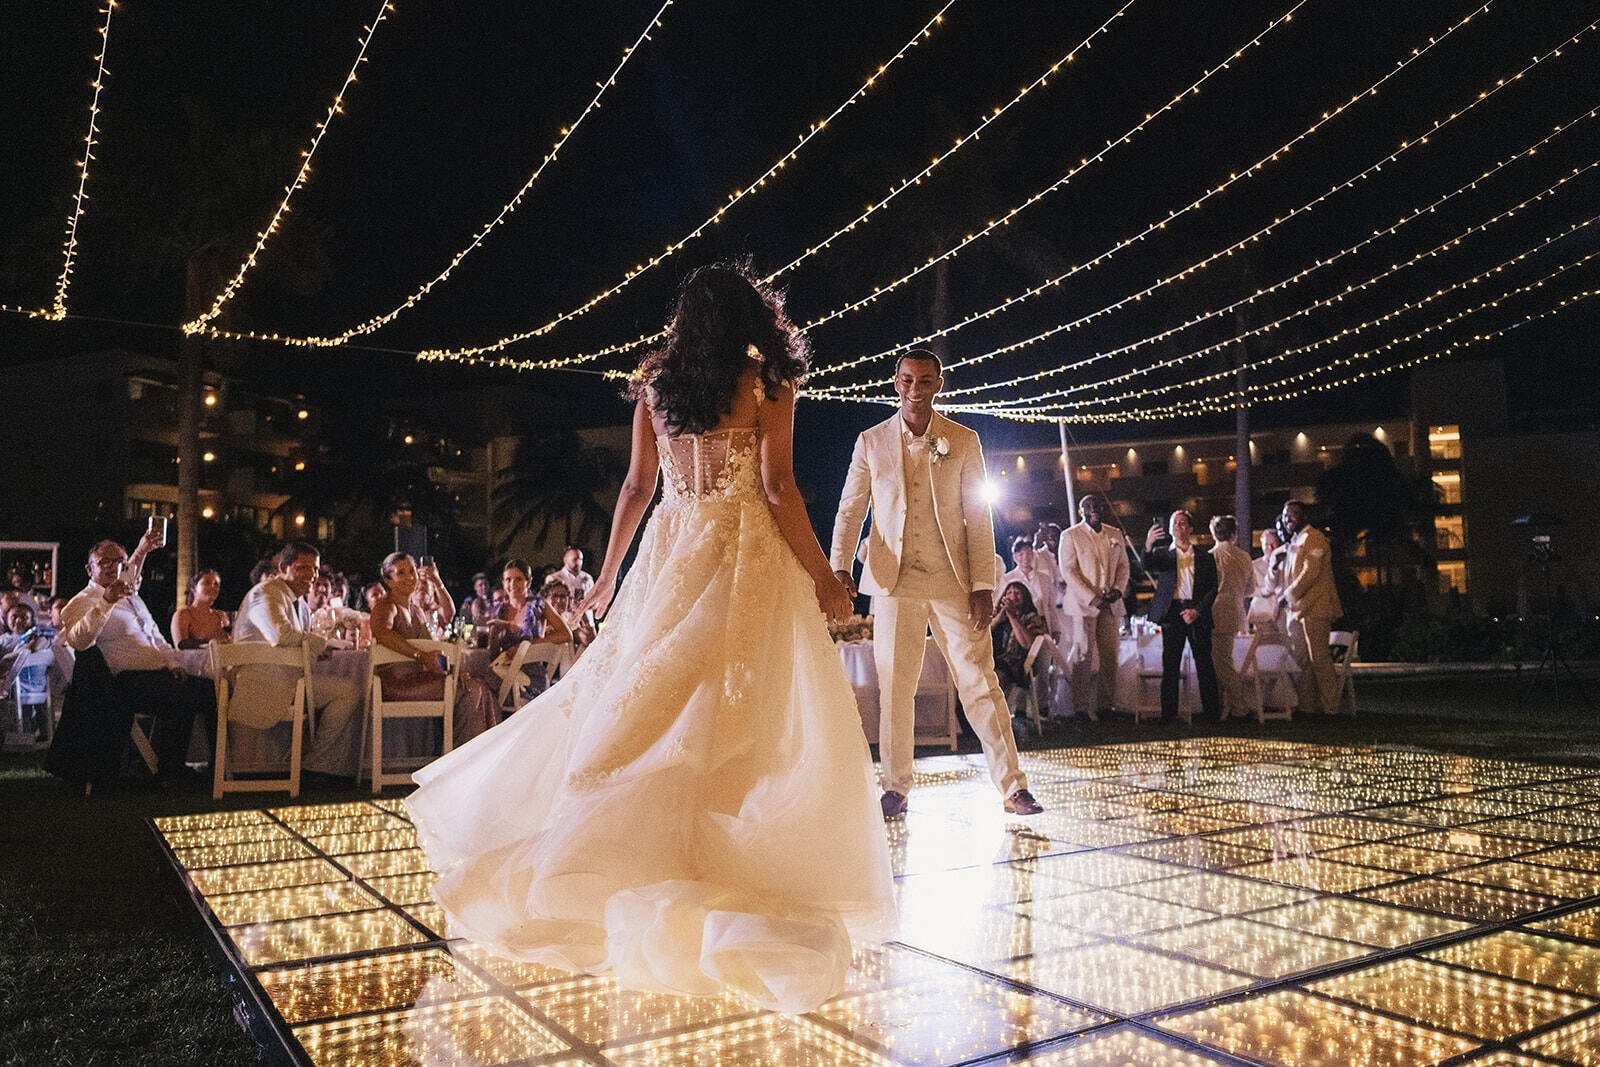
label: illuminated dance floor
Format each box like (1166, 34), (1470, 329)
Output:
(154, 739), (1600, 1065)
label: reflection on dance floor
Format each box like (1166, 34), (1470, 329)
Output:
(154, 740), (1600, 1064)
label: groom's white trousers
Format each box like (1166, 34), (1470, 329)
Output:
(873, 593), (1028, 798)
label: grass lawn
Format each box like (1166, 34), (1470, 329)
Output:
(1, 668), (1595, 1065)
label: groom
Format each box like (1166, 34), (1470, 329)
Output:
(831, 349), (1042, 820)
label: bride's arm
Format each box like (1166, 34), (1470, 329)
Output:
(578, 396), (659, 618)
(757, 383), (853, 622)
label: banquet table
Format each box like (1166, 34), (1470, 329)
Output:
(1112, 630), (1299, 714)
(838, 636), (960, 750)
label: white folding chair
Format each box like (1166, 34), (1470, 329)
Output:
(914, 634), (960, 751)
(493, 640), (566, 713)
(1238, 633), (1295, 723)
(210, 640), (315, 799)
(364, 640), (459, 794)
(1132, 634), (1190, 724)
(1329, 629), (1359, 716)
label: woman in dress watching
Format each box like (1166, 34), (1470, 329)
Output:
(371, 552), (498, 740)
(485, 559), (571, 659)
(991, 580), (1049, 701)
(171, 568), (229, 649)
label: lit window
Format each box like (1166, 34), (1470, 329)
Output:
(1434, 515), (1466, 550)
(1428, 424), (1461, 460)
(1431, 471), (1463, 505)
(1438, 561), (1468, 595)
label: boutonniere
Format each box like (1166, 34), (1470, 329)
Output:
(927, 435), (951, 463)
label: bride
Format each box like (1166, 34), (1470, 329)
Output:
(407, 261), (896, 1013)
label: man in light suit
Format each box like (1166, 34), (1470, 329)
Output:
(1056, 495), (1130, 718)
(832, 350), (1040, 820)
(1280, 501), (1344, 714)
(1208, 515), (1254, 719)
(232, 542), (363, 781)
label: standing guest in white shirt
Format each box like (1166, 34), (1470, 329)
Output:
(552, 546), (595, 600)
(1142, 511), (1220, 721)
(1208, 515), (1255, 719)
(233, 542), (363, 782)
(1033, 522), (1066, 611)
(1280, 501), (1344, 715)
(1056, 495), (1130, 718)
(1002, 536), (1061, 640)
(59, 533), (210, 784)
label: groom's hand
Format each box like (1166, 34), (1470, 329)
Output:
(967, 591), (992, 631)
(834, 570), (858, 600)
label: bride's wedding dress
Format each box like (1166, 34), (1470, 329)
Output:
(407, 422), (896, 1013)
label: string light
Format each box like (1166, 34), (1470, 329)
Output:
(199, 0), (677, 349)
(418, 0), (972, 365)
(51, 0), (118, 320)
(423, 0), (1300, 374)
(956, 163), (1600, 408)
(1, 304), (50, 319)
(971, 217), (1600, 415)
(949, 255), (1600, 424)
(785, 0), (1312, 339)
(810, 3), (1587, 392)
(930, 119), (1600, 402)
(182, 0), (394, 334)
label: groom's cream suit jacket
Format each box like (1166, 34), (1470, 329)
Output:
(830, 412), (996, 599)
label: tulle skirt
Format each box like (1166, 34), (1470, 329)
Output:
(407, 495), (896, 1012)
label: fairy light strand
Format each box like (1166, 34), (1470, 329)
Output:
(956, 278), (1600, 423)
(810, 2), (1588, 392)
(968, 214), (1600, 414)
(51, 0), (118, 320)
(785, 0), (1311, 339)
(951, 159), (1600, 408)
(203, 0), (676, 349)
(957, 245), (1600, 423)
(421, 0), (1139, 369)
(418, 0), (972, 363)
(182, 0), (394, 334)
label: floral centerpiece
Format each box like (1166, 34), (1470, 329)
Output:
(828, 613), (874, 644)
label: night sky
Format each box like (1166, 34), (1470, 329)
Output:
(4, 1), (1597, 510)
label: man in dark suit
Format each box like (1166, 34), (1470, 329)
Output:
(1142, 510), (1220, 721)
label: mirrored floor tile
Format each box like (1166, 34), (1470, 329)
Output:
(1308, 957), (1592, 1041)
(1158, 988), (1479, 1065)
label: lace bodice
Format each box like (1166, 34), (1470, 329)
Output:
(651, 374), (765, 503)
(657, 428), (760, 502)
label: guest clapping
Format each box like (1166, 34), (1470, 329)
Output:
(485, 559), (571, 660)
(171, 568), (229, 649)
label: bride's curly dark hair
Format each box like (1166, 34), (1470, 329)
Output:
(632, 259), (809, 435)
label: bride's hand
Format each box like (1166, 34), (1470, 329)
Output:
(578, 576), (616, 620)
(814, 572), (854, 623)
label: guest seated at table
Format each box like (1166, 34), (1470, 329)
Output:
(485, 560), (572, 700)
(1, 601), (41, 654)
(540, 575), (594, 658)
(247, 555), (276, 588)
(170, 568), (230, 650)
(358, 582), (386, 647)
(991, 581), (1050, 712)
(1003, 536), (1061, 640)
(306, 575), (366, 648)
(370, 552), (498, 741)
(59, 532), (210, 786)
(409, 559), (455, 637)
(234, 542), (364, 782)
(460, 572), (497, 628)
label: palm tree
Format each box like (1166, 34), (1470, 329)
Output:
(1317, 432), (1435, 614)
(492, 423), (627, 558)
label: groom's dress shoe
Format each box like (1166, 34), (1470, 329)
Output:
(880, 791), (908, 820)
(1004, 789), (1044, 815)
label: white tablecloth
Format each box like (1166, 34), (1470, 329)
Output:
(1113, 630), (1299, 712)
(180, 645), (496, 767)
(838, 636), (959, 750)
